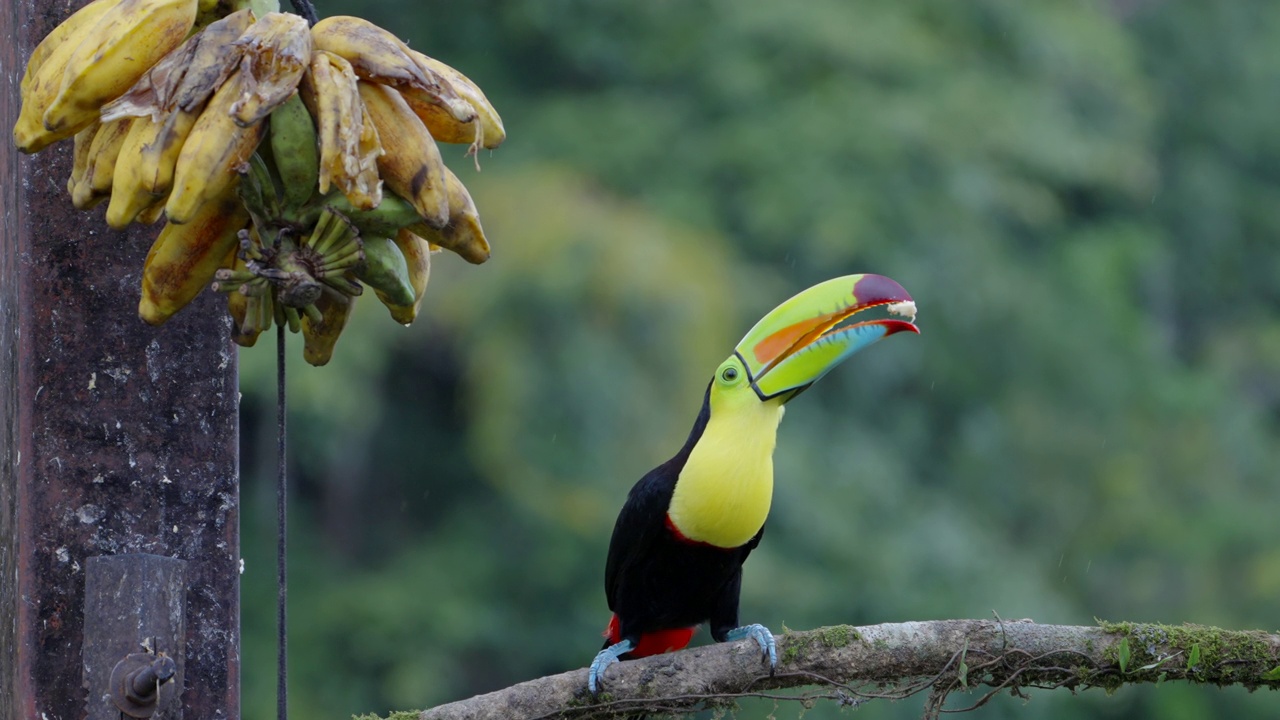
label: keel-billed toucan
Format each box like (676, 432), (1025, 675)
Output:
(587, 273), (918, 693)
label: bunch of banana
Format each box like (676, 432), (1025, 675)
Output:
(15, 0), (504, 366)
(15, 0), (199, 153)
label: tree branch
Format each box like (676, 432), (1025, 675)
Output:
(403, 619), (1280, 720)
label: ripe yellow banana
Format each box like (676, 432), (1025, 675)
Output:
(136, 196), (169, 225)
(107, 109), (197, 229)
(14, 0), (126, 153)
(139, 190), (251, 325)
(68, 122), (100, 207)
(21, 0), (123, 95)
(377, 228), (432, 325)
(311, 15), (474, 124)
(107, 116), (164, 228)
(225, 252), (261, 347)
(167, 70), (268, 224)
(301, 289), (355, 366)
(357, 81), (448, 228)
(408, 167), (490, 264)
(43, 0), (199, 138)
(405, 49), (505, 150)
(300, 50), (383, 209)
(230, 12), (313, 126)
(81, 116), (135, 205)
(103, 9), (259, 229)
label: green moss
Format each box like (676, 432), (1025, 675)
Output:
(782, 641), (803, 664)
(817, 624), (860, 648)
(1096, 620), (1279, 687)
(779, 625), (862, 666)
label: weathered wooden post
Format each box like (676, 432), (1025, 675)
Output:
(1, 2), (241, 718)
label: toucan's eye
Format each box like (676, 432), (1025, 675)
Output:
(721, 367), (739, 382)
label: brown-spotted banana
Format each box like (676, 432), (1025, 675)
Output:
(310, 15), (475, 125)
(408, 166), (490, 264)
(139, 190), (251, 325)
(357, 81), (448, 228)
(405, 49), (505, 151)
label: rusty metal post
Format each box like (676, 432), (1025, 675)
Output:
(1, 2), (242, 718)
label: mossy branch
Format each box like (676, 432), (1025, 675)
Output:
(362, 619), (1280, 720)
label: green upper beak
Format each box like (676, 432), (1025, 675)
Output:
(734, 274), (919, 401)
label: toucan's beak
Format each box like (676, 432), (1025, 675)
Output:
(734, 274), (919, 402)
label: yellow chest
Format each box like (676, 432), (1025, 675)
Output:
(667, 402), (783, 549)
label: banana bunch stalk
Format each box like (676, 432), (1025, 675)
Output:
(15, 1), (504, 366)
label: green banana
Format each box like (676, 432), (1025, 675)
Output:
(378, 228), (431, 326)
(354, 234), (415, 307)
(269, 93), (320, 211)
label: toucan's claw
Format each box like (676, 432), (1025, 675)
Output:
(588, 638), (634, 695)
(726, 623), (777, 670)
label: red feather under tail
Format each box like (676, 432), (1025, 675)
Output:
(604, 614), (697, 658)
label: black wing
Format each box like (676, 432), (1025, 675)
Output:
(603, 464), (676, 612)
(604, 383), (713, 613)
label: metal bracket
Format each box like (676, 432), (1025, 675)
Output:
(83, 554), (187, 720)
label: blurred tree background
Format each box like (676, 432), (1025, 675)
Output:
(236, 0), (1280, 717)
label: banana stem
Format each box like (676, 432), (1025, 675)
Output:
(274, 235), (324, 307)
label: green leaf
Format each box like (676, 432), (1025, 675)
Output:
(1117, 638), (1131, 674)
(1156, 672), (1168, 685)
(1261, 666), (1280, 681)
(958, 639), (969, 688)
(1187, 644), (1201, 671)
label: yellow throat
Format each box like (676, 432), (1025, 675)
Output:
(667, 387), (785, 549)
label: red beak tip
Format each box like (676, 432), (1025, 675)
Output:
(882, 320), (920, 336)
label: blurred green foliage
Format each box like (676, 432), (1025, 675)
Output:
(238, 0), (1280, 717)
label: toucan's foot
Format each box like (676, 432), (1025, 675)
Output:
(725, 623), (777, 670)
(588, 639), (634, 695)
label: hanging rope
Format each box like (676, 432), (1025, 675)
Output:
(276, 323), (289, 720)
(280, 7), (313, 720)
(289, 0), (318, 26)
